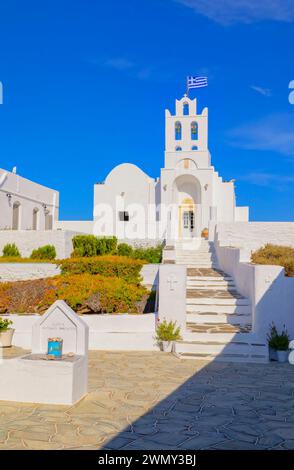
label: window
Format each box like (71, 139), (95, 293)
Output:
(175, 121), (182, 140)
(192, 145), (198, 150)
(32, 208), (39, 230)
(191, 122), (198, 140)
(175, 146), (182, 151)
(119, 211), (129, 222)
(12, 202), (20, 230)
(183, 103), (189, 115)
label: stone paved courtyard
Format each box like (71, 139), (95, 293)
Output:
(0, 349), (294, 450)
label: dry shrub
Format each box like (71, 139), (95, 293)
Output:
(0, 274), (148, 314)
(251, 244), (294, 277)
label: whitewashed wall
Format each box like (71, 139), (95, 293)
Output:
(215, 242), (294, 341)
(0, 230), (78, 259)
(0, 167), (59, 230)
(54, 221), (94, 233)
(4, 313), (157, 351)
(0, 263), (60, 281)
(215, 222), (294, 251)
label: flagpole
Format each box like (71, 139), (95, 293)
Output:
(186, 77), (189, 98)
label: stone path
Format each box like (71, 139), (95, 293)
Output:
(0, 349), (294, 450)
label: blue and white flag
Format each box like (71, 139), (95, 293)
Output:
(187, 76), (208, 90)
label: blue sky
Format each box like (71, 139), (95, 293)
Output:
(0, 0), (293, 221)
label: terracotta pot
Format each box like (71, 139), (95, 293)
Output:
(201, 229), (209, 239)
(0, 328), (15, 348)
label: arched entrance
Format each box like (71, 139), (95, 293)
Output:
(172, 175), (201, 240)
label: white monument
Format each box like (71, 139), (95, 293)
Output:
(0, 301), (89, 405)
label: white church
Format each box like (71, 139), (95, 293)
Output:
(91, 95), (248, 242)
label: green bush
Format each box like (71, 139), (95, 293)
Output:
(72, 235), (117, 257)
(251, 244), (294, 276)
(267, 323), (290, 351)
(30, 245), (56, 260)
(0, 317), (13, 331)
(155, 319), (182, 342)
(132, 245), (163, 264)
(117, 243), (163, 264)
(2, 243), (21, 257)
(58, 255), (145, 284)
(117, 243), (133, 257)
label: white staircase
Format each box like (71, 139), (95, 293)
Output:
(175, 240), (268, 363)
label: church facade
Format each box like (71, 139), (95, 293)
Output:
(93, 95), (248, 242)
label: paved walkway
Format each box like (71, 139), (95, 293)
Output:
(0, 349), (294, 450)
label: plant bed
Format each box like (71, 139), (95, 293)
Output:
(0, 274), (151, 315)
(251, 244), (294, 277)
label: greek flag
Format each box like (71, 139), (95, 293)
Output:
(187, 76), (208, 90)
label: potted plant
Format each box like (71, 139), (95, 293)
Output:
(155, 319), (182, 352)
(0, 317), (14, 348)
(267, 323), (290, 363)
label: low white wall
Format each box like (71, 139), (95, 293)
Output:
(216, 222), (294, 251)
(0, 263), (61, 282)
(4, 313), (157, 351)
(0, 230), (80, 259)
(54, 221), (94, 234)
(0, 263), (158, 284)
(215, 242), (294, 341)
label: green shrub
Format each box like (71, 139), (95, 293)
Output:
(30, 245), (56, 260)
(71, 235), (117, 257)
(117, 243), (133, 257)
(267, 323), (290, 351)
(0, 317), (13, 331)
(58, 255), (145, 284)
(132, 245), (163, 264)
(2, 243), (21, 257)
(155, 319), (182, 342)
(72, 235), (98, 257)
(251, 244), (294, 276)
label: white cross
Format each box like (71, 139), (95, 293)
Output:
(167, 274), (178, 291)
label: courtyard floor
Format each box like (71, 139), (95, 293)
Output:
(0, 348), (294, 450)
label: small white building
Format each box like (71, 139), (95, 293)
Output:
(0, 167), (59, 231)
(92, 95), (248, 242)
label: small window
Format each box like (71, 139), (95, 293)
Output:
(183, 103), (189, 115)
(175, 121), (182, 140)
(192, 146), (198, 150)
(175, 146), (182, 151)
(119, 211), (129, 222)
(191, 122), (198, 140)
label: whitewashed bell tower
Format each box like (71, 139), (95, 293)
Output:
(164, 95), (211, 171)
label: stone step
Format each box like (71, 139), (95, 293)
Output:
(187, 304), (252, 314)
(186, 319), (252, 332)
(187, 279), (235, 286)
(183, 329), (252, 343)
(187, 312), (251, 324)
(186, 284), (236, 291)
(176, 339), (268, 358)
(176, 352), (268, 364)
(187, 276), (234, 282)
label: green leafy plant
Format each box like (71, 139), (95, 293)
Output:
(0, 317), (13, 331)
(155, 319), (182, 342)
(117, 243), (133, 257)
(71, 235), (117, 257)
(30, 245), (56, 260)
(2, 243), (21, 257)
(267, 323), (290, 351)
(58, 255), (144, 284)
